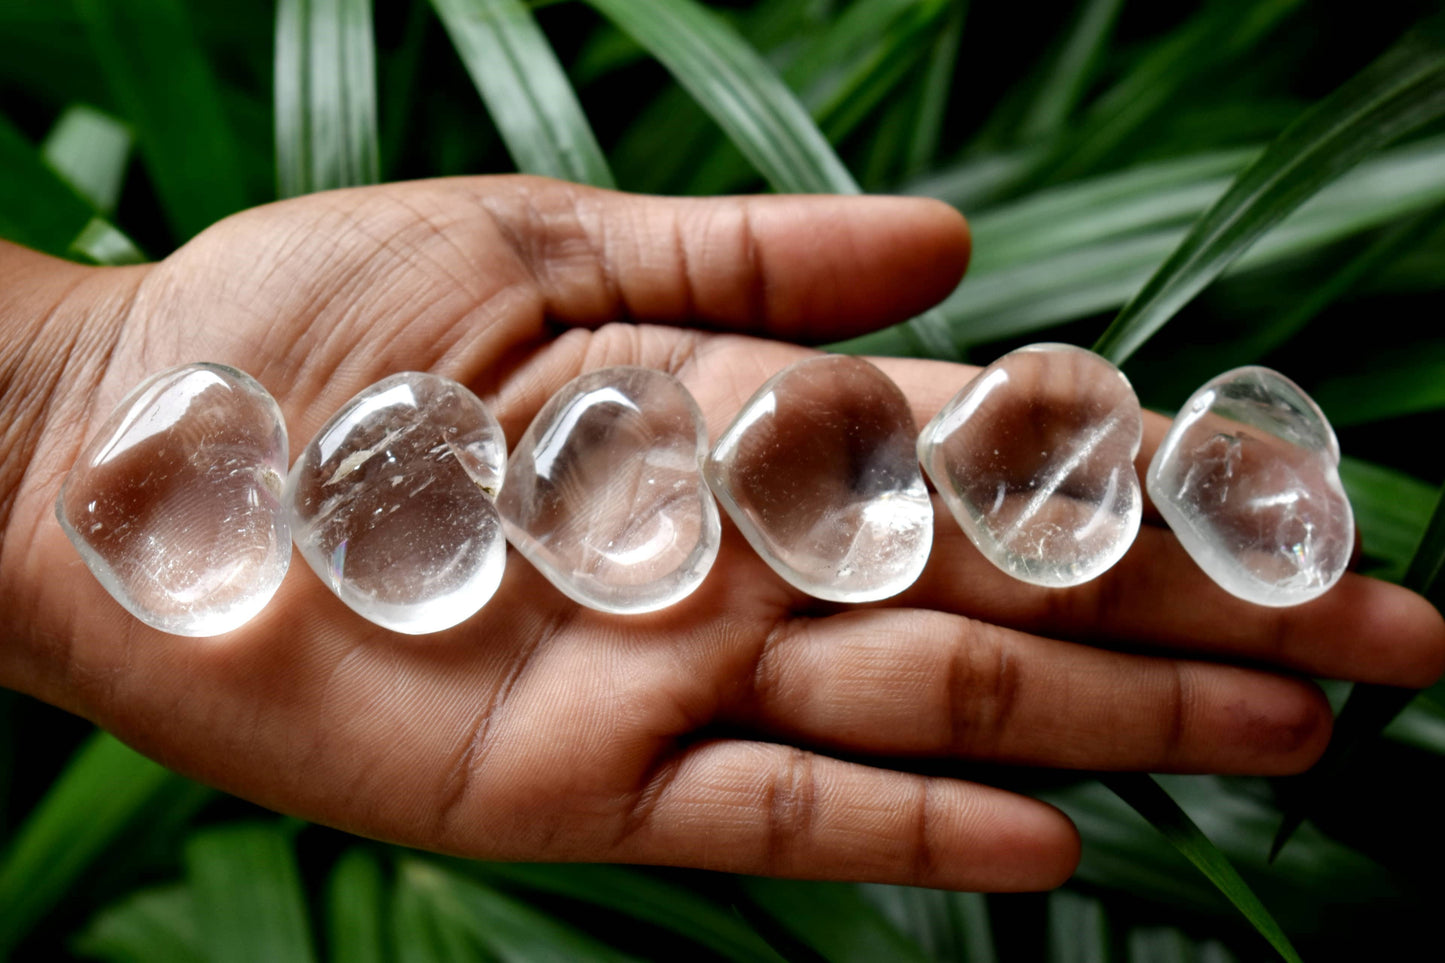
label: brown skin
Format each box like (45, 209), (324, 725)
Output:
(2, 177), (1442, 891)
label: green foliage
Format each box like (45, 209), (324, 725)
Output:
(1093, 10), (1445, 363)
(431, 0), (614, 186)
(3, 1), (1445, 961)
(275, 0), (381, 196)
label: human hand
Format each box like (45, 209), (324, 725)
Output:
(2, 177), (1441, 891)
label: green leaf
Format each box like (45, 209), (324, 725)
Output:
(453, 861), (786, 963)
(186, 823), (318, 963)
(1046, 775), (1400, 934)
(72, 884), (204, 963)
(683, 0), (948, 196)
(74, 0), (252, 242)
(903, 0), (965, 177)
(431, 0), (615, 187)
(1125, 927), (1194, 963)
(1272, 477), (1445, 855)
(0, 110), (104, 258)
(275, 0), (380, 198)
(1093, 14), (1445, 363)
(327, 848), (388, 963)
(1099, 775), (1301, 963)
(585, 0), (858, 194)
(0, 732), (206, 954)
(737, 878), (931, 963)
(1339, 457), (1440, 579)
(1230, 202), (1445, 361)
(1384, 690), (1445, 754)
(859, 884), (997, 963)
(916, 134), (1445, 350)
(69, 217), (147, 265)
(1016, 0), (1123, 142)
(1027, 0), (1301, 182)
(1311, 339), (1445, 427)
(966, 149), (1256, 272)
(1047, 889), (1111, 963)
(805, 0), (952, 145)
(41, 103), (132, 213)
(391, 863), (486, 963)
(397, 859), (637, 962)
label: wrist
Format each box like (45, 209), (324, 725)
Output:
(0, 240), (149, 701)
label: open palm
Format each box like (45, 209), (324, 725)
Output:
(6, 177), (1442, 891)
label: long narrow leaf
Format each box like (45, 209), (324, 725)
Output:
(1093, 14), (1445, 363)
(860, 884), (997, 963)
(453, 860), (786, 963)
(1026, 0), (1300, 183)
(1272, 478), (1445, 857)
(586, 0), (858, 194)
(684, 0), (947, 196)
(737, 878), (931, 963)
(41, 104), (132, 213)
(1017, 0), (1123, 142)
(327, 848), (388, 963)
(398, 860), (636, 962)
(431, 0), (614, 187)
(187, 823), (318, 963)
(73, 0), (251, 242)
(0, 110), (104, 258)
(391, 864), (485, 963)
(919, 135), (1445, 350)
(1340, 457), (1440, 579)
(1047, 889), (1111, 963)
(1311, 339), (1445, 426)
(275, 0), (380, 197)
(0, 732), (200, 953)
(1100, 775), (1301, 963)
(72, 884), (204, 963)
(904, 1), (966, 177)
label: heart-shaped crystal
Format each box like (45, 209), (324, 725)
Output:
(497, 366), (719, 613)
(1147, 366), (1353, 607)
(919, 343), (1143, 587)
(56, 363), (290, 636)
(705, 355), (932, 602)
(285, 372), (507, 634)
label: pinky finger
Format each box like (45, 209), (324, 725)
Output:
(609, 739), (1080, 892)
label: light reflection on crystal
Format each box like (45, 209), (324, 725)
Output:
(919, 343), (1143, 587)
(1147, 366), (1353, 607)
(705, 355), (932, 602)
(498, 366), (719, 614)
(286, 372), (507, 634)
(56, 363), (290, 636)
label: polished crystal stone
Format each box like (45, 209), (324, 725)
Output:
(497, 366), (719, 613)
(919, 343), (1143, 587)
(56, 363), (289, 636)
(705, 355), (932, 602)
(1147, 366), (1353, 607)
(285, 372), (507, 634)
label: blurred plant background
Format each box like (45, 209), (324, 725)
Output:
(3, 0), (1445, 959)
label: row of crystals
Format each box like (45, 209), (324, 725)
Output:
(57, 346), (1355, 637)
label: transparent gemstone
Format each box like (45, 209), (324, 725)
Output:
(705, 355), (932, 602)
(919, 343), (1143, 587)
(56, 363), (290, 636)
(1147, 366), (1353, 607)
(285, 372), (507, 634)
(497, 366), (719, 614)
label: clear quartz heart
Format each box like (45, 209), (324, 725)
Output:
(919, 343), (1143, 587)
(497, 366), (719, 614)
(285, 372), (507, 634)
(1147, 366), (1353, 607)
(705, 355), (932, 602)
(56, 363), (290, 636)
